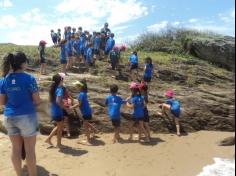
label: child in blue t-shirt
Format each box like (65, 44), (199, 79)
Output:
(158, 90), (181, 136)
(74, 36), (81, 63)
(70, 79), (98, 144)
(38, 40), (47, 75)
(126, 82), (150, 142)
(66, 36), (74, 70)
(86, 43), (94, 67)
(139, 81), (151, 139)
(59, 39), (67, 74)
(143, 57), (154, 84)
(109, 47), (120, 70)
(45, 74), (65, 148)
(94, 32), (101, 60)
(129, 51), (139, 81)
(105, 33), (115, 61)
(105, 84), (125, 143)
(51, 30), (58, 45)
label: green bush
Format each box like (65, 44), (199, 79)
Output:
(130, 28), (223, 54)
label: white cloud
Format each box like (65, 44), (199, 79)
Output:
(21, 8), (47, 24)
(55, 0), (148, 27)
(189, 18), (198, 23)
(0, 15), (16, 29)
(0, 0), (12, 8)
(173, 21), (181, 26)
(147, 21), (169, 32)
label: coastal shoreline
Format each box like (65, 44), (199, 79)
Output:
(0, 131), (234, 176)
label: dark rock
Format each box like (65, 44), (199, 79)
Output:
(218, 137), (235, 146)
(188, 37), (235, 71)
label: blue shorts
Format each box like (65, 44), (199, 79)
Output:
(67, 52), (73, 57)
(60, 60), (67, 64)
(171, 109), (181, 118)
(3, 114), (38, 137)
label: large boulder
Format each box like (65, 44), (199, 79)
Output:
(187, 36), (235, 71)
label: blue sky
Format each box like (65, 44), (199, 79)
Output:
(0, 0), (235, 45)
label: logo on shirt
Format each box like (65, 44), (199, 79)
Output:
(12, 79), (16, 85)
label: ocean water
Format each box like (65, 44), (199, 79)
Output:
(197, 158), (235, 176)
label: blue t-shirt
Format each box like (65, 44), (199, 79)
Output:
(94, 37), (101, 50)
(86, 48), (93, 63)
(79, 35), (86, 50)
(131, 95), (145, 118)
(166, 98), (181, 117)
(60, 44), (67, 60)
(144, 63), (154, 78)
(77, 92), (92, 116)
(66, 40), (73, 55)
(51, 87), (64, 118)
(105, 37), (115, 51)
(129, 54), (138, 65)
(105, 95), (124, 120)
(66, 31), (72, 40)
(0, 73), (38, 117)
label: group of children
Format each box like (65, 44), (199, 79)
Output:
(40, 24), (118, 75)
(46, 64), (181, 146)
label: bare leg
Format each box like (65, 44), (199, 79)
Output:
(139, 121), (150, 142)
(64, 116), (70, 137)
(45, 126), (58, 146)
(62, 64), (67, 74)
(144, 122), (151, 138)
(40, 64), (46, 75)
(24, 136), (37, 176)
(175, 118), (181, 136)
(84, 121), (91, 143)
(113, 127), (120, 143)
(9, 136), (23, 176)
(128, 121), (135, 140)
(56, 121), (63, 147)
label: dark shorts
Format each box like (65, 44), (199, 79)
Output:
(82, 115), (92, 121)
(52, 116), (64, 122)
(94, 49), (100, 55)
(60, 60), (67, 64)
(132, 117), (144, 122)
(111, 119), (121, 128)
(144, 77), (152, 83)
(143, 107), (150, 123)
(171, 110), (181, 119)
(40, 57), (46, 64)
(63, 109), (69, 117)
(130, 64), (138, 70)
(105, 50), (111, 56)
(67, 52), (73, 57)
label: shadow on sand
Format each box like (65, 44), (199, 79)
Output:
(118, 137), (165, 146)
(58, 145), (88, 156)
(22, 165), (59, 176)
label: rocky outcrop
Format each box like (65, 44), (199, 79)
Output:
(0, 57), (235, 135)
(218, 136), (235, 146)
(187, 36), (235, 71)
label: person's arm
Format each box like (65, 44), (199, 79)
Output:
(29, 77), (41, 106)
(32, 92), (41, 106)
(0, 94), (6, 106)
(56, 96), (64, 109)
(126, 101), (134, 109)
(70, 102), (81, 110)
(126, 97), (134, 109)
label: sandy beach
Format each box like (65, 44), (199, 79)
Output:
(0, 131), (234, 176)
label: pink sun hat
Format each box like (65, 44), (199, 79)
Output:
(129, 82), (140, 89)
(165, 90), (174, 98)
(58, 73), (66, 79)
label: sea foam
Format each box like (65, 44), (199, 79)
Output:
(197, 158), (235, 176)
